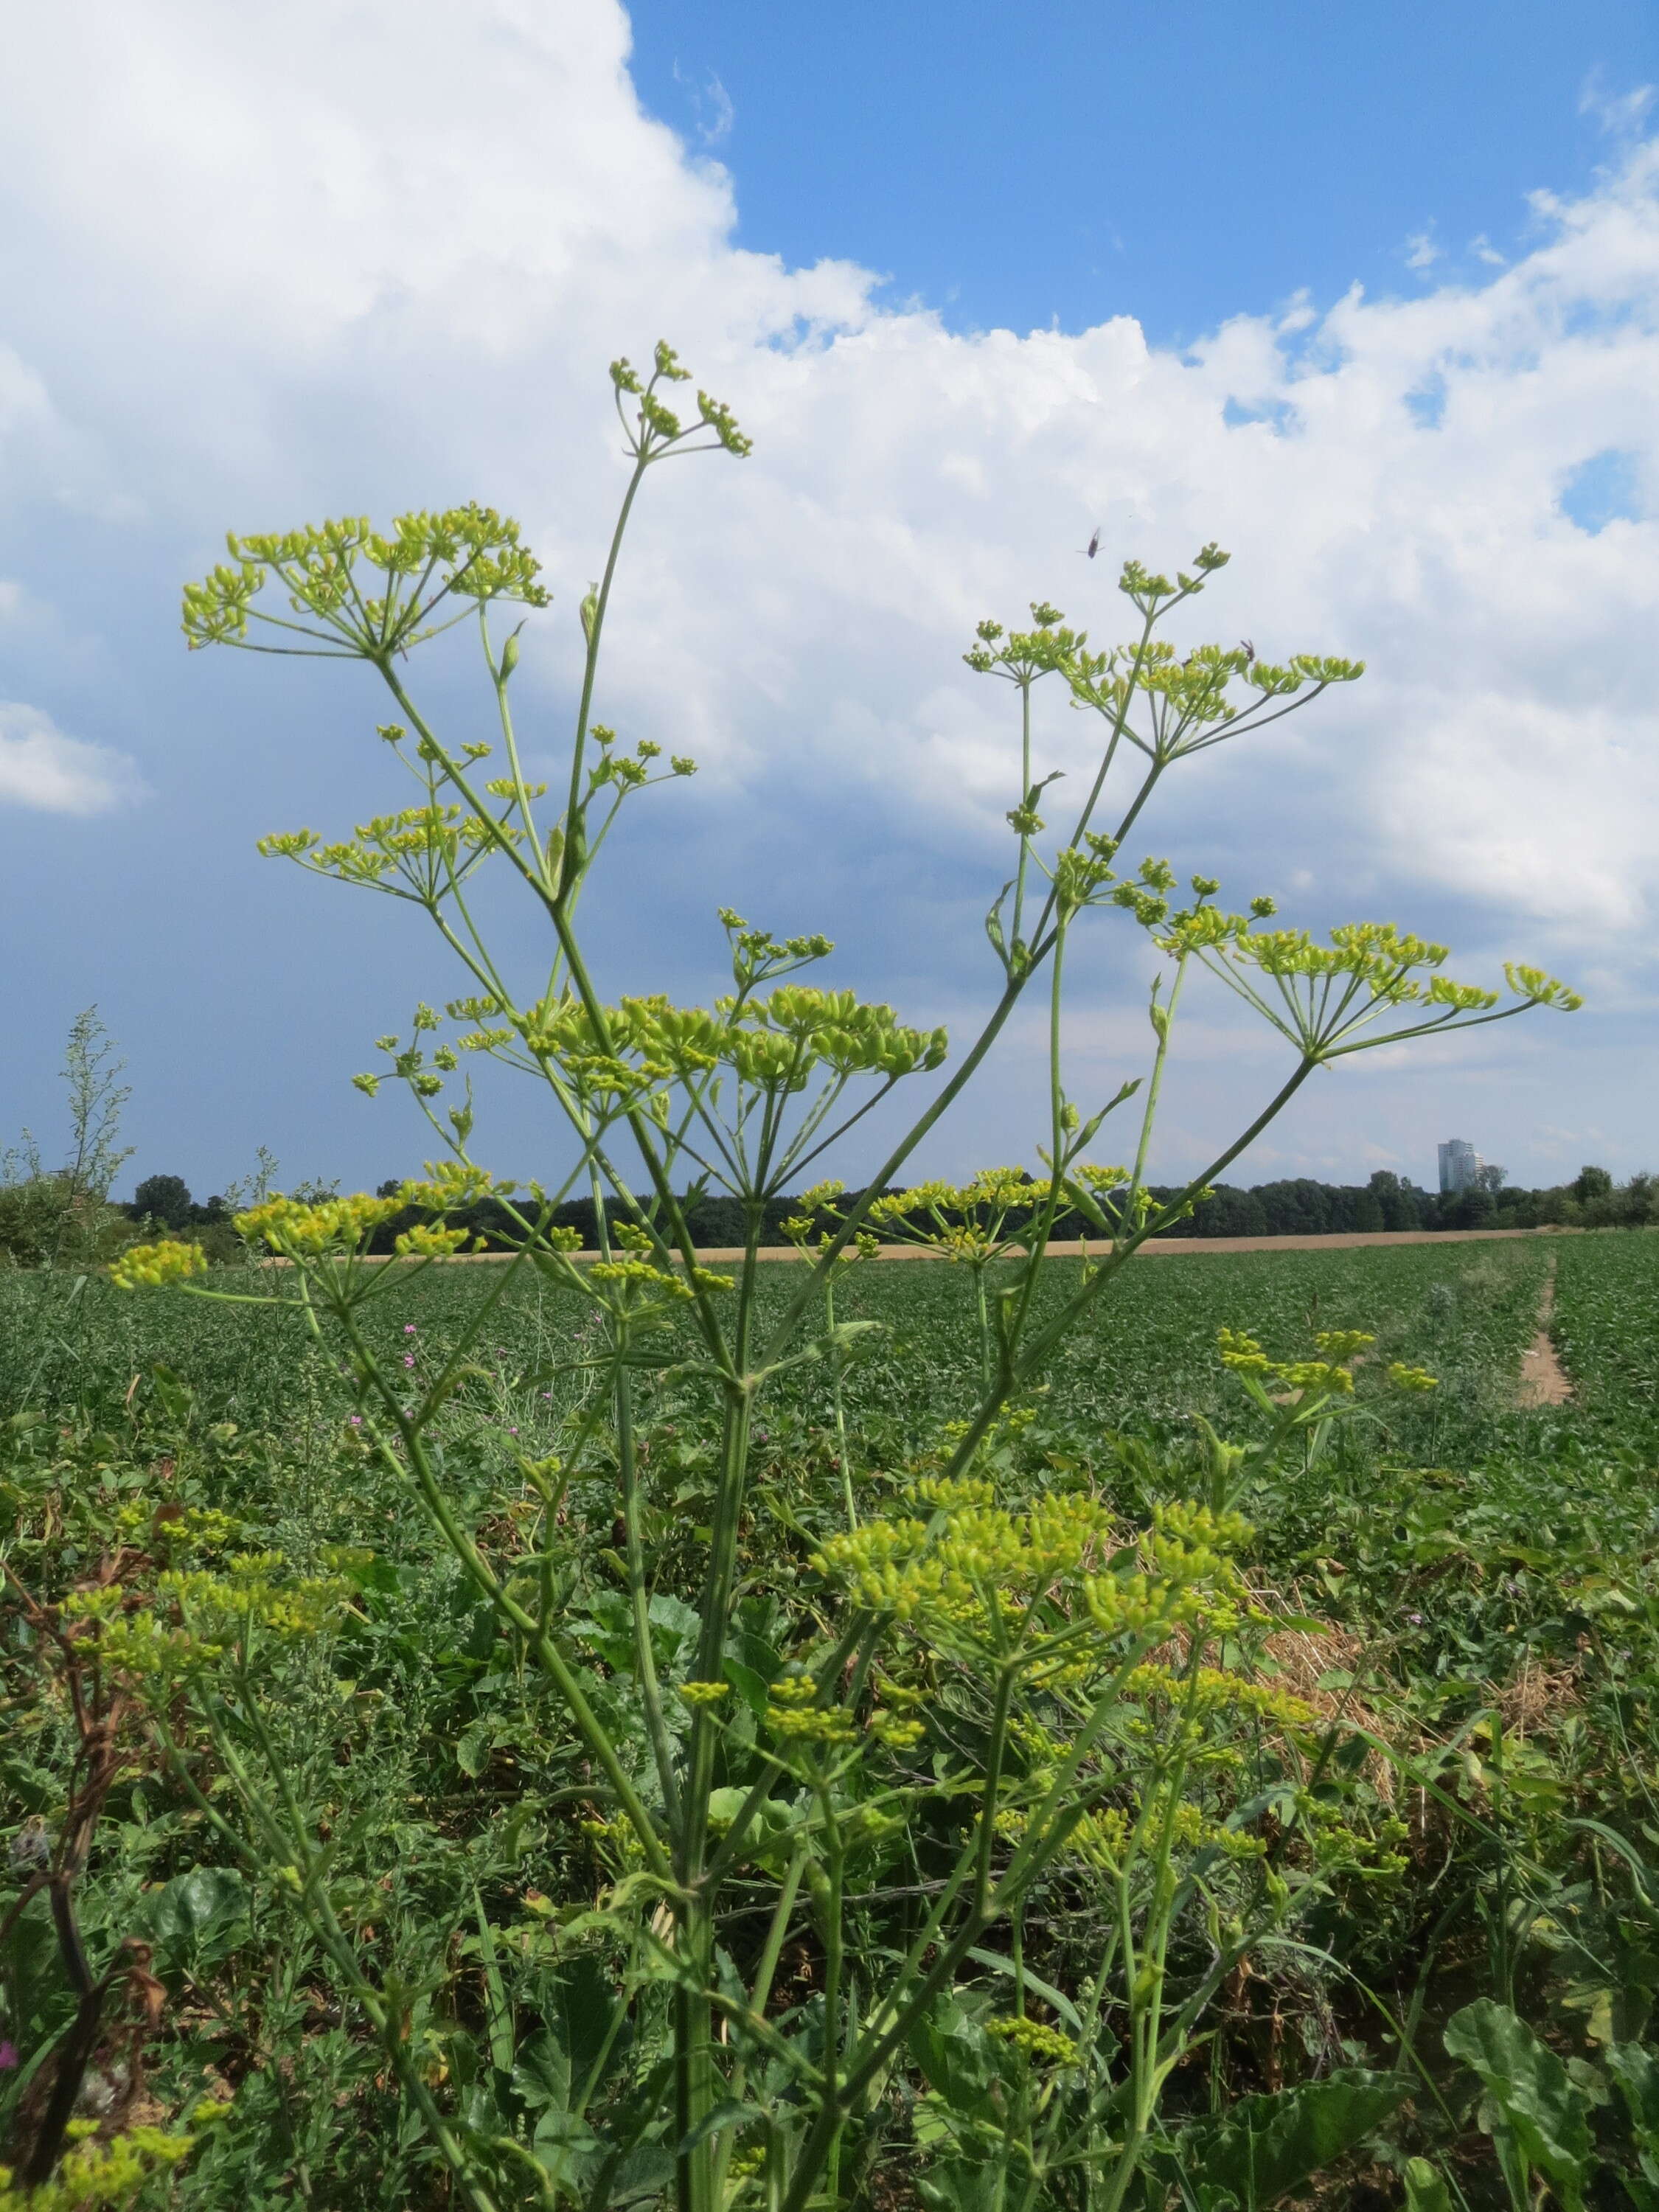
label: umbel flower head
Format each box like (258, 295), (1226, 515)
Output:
(1121, 887), (1582, 1064)
(813, 1493), (1255, 1664)
(182, 506), (551, 661)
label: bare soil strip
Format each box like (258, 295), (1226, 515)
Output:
(314, 1225), (1583, 1266)
(1517, 1256), (1573, 1408)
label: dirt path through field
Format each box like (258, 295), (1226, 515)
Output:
(1517, 1257), (1572, 1407)
(311, 1225), (1585, 1267)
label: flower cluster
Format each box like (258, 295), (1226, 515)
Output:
(764, 1675), (859, 1746)
(1218, 1326), (1439, 1407)
(678, 1680), (731, 1708)
(815, 1492), (1255, 1665)
(1158, 915), (1581, 1063)
(183, 505), (549, 661)
(0, 2107), (223, 2212)
(73, 1554), (347, 1680)
(234, 1192), (406, 1259)
(610, 341), (752, 459)
(962, 604), (1086, 684)
(986, 2015), (1078, 2067)
(108, 1238), (208, 1290)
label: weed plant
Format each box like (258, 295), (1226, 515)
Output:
(7, 348), (1645, 2212)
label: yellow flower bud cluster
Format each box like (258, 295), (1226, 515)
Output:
(866, 1711), (925, 1750)
(91, 1555), (348, 1679)
(1121, 1663), (1315, 1733)
(764, 1675), (858, 1746)
(906, 1475), (997, 1511)
(815, 1491), (1256, 1658)
(397, 1160), (505, 1209)
(678, 1680), (731, 1708)
(1158, 914), (1580, 1062)
(184, 504), (549, 661)
(578, 1813), (650, 1871)
(986, 2015), (1078, 2067)
(235, 1192), (405, 1257)
(998, 1801), (1133, 1874)
(112, 1500), (243, 1558)
(589, 1259), (695, 1302)
(1386, 1361), (1439, 1393)
(108, 1238), (208, 1290)
(1217, 1326), (1368, 1398)
(865, 1166), (1072, 1266)
(0, 2108), (221, 2211)
(394, 1223), (470, 1258)
(1219, 1325), (1437, 1402)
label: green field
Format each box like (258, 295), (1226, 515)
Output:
(4, 1230), (1659, 2209)
(0, 1234), (1570, 1459)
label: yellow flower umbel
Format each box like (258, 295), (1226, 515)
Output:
(815, 1492), (1254, 1672)
(0, 2105), (223, 2211)
(1217, 1324), (1436, 1418)
(108, 1238), (207, 1290)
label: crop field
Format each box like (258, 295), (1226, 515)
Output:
(5, 1228), (1659, 2210)
(0, 1234), (1567, 1466)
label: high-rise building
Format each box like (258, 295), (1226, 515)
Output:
(1438, 1138), (1481, 1194)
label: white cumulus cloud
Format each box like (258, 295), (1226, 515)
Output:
(0, 0), (1655, 1180)
(0, 704), (145, 814)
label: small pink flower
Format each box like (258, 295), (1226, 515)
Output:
(349, 1416), (363, 1427)
(403, 1324), (417, 1335)
(403, 1354), (415, 1368)
(508, 1427), (519, 1435)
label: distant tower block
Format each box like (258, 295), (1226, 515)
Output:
(1438, 1138), (1481, 1194)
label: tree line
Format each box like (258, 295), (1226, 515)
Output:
(2, 1012), (1652, 1267)
(108, 1161), (1659, 1257)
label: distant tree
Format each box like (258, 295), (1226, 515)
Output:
(0, 1007), (138, 1268)
(1187, 1185), (1270, 1237)
(1574, 1164), (1613, 1203)
(1367, 1169), (1422, 1232)
(132, 1173), (195, 1229)
(1443, 1183), (1498, 1229)
(1475, 1163), (1508, 1195)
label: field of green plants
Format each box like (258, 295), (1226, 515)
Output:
(1, 347), (1642, 2212)
(7, 1231), (1659, 2212)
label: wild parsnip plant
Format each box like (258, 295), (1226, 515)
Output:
(110, 342), (1582, 2212)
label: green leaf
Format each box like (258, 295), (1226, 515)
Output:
(531, 2107), (604, 2192)
(144, 1865), (251, 1965)
(1445, 2000), (1593, 2212)
(908, 1997), (994, 2118)
(917, 2159), (1004, 2212)
(1607, 2043), (1659, 2209)
(706, 1785), (800, 1873)
(1177, 2069), (1407, 2210)
(1400, 2156), (1453, 2212)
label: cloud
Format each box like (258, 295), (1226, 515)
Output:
(0, 0), (1654, 1183)
(673, 60), (734, 145)
(1579, 72), (1655, 139)
(1403, 228), (1440, 271)
(0, 704), (145, 814)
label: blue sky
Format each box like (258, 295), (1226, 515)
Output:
(1, 1), (1655, 1206)
(628, 0), (1659, 341)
